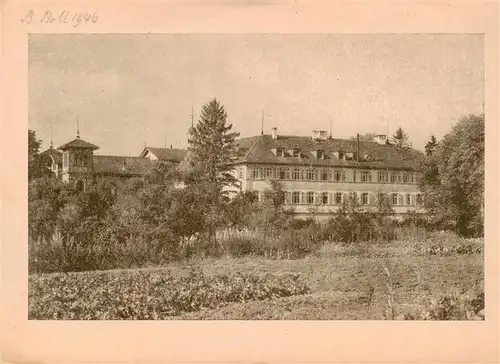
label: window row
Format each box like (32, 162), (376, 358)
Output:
(62, 152), (90, 168)
(272, 148), (362, 161)
(247, 166), (416, 184)
(256, 190), (424, 207)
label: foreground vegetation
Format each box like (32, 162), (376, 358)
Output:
(29, 270), (310, 320)
(29, 231), (484, 320)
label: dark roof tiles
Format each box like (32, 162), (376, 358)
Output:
(140, 147), (188, 162)
(39, 148), (63, 164)
(92, 155), (154, 175)
(58, 138), (99, 151)
(233, 134), (424, 170)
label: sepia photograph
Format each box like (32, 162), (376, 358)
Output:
(27, 33), (485, 321)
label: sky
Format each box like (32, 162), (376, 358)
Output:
(28, 34), (484, 156)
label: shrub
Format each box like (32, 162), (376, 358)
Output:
(419, 241), (483, 256)
(404, 292), (484, 320)
(28, 270), (311, 319)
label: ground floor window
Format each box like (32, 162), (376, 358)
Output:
(416, 194), (424, 207)
(76, 180), (85, 191)
(391, 193), (399, 205)
(292, 191), (301, 204)
(360, 192), (369, 205)
(284, 191), (291, 204)
(307, 191), (315, 204)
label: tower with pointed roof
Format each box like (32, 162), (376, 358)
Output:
(58, 129), (99, 189)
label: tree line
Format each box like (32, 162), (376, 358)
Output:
(28, 99), (485, 272)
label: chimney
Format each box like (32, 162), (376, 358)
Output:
(373, 134), (387, 145)
(271, 127), (278, 140)
(356, 133), (360, 162)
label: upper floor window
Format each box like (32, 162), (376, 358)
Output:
(75, 154), (88, 167)
(237, 167), (243, 179)
(320, 169), (329, 181)
(390, 172), (401, 183)
(278, 167), (289, 180)
(251, 167), (259, 179)
(264, 167), (274, 179)
(307, 169), (316, 181)
(402, 172), (410, 183)
(292, 168), (301, 180)
(378, 171), (388, 183)
(333, 169), (345, 182)
(405, 193), (411, 206)
(360, 171), (372, 183)
(63, 152), (69, 168)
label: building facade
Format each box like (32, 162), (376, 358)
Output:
(39, 128), (425, 218)
(228, 128), (426, 218)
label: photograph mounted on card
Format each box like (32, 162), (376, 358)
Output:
(2, 1), (499, 364)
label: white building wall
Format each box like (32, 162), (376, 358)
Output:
(234, 164), (424, 217)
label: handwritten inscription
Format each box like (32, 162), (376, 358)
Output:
(21, 10), (99, 27)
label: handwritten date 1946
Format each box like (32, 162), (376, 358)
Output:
(21, 10), (99, 28)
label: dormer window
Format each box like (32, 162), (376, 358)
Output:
(345, 152), (354, 161)
(275, 148), (284, 157)
(313, 149), (325, 159)
(291, 148), (301, 158)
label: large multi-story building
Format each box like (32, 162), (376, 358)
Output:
(39, 127), (425, 218)
(228, 128), (426, 218)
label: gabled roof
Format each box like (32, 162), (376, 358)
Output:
(93, 155), (154, 176)
(232, 134), (425, 170)
(39, 147), (63, 165)
(58, 138), (99, 151)
(139, 147), (188, 163)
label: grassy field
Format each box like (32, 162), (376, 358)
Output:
(29, 234), (484, 320)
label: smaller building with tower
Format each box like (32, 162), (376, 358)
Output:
(39, 131), (187, 190)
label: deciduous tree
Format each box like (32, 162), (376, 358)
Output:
(419, 114), (484, 236)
